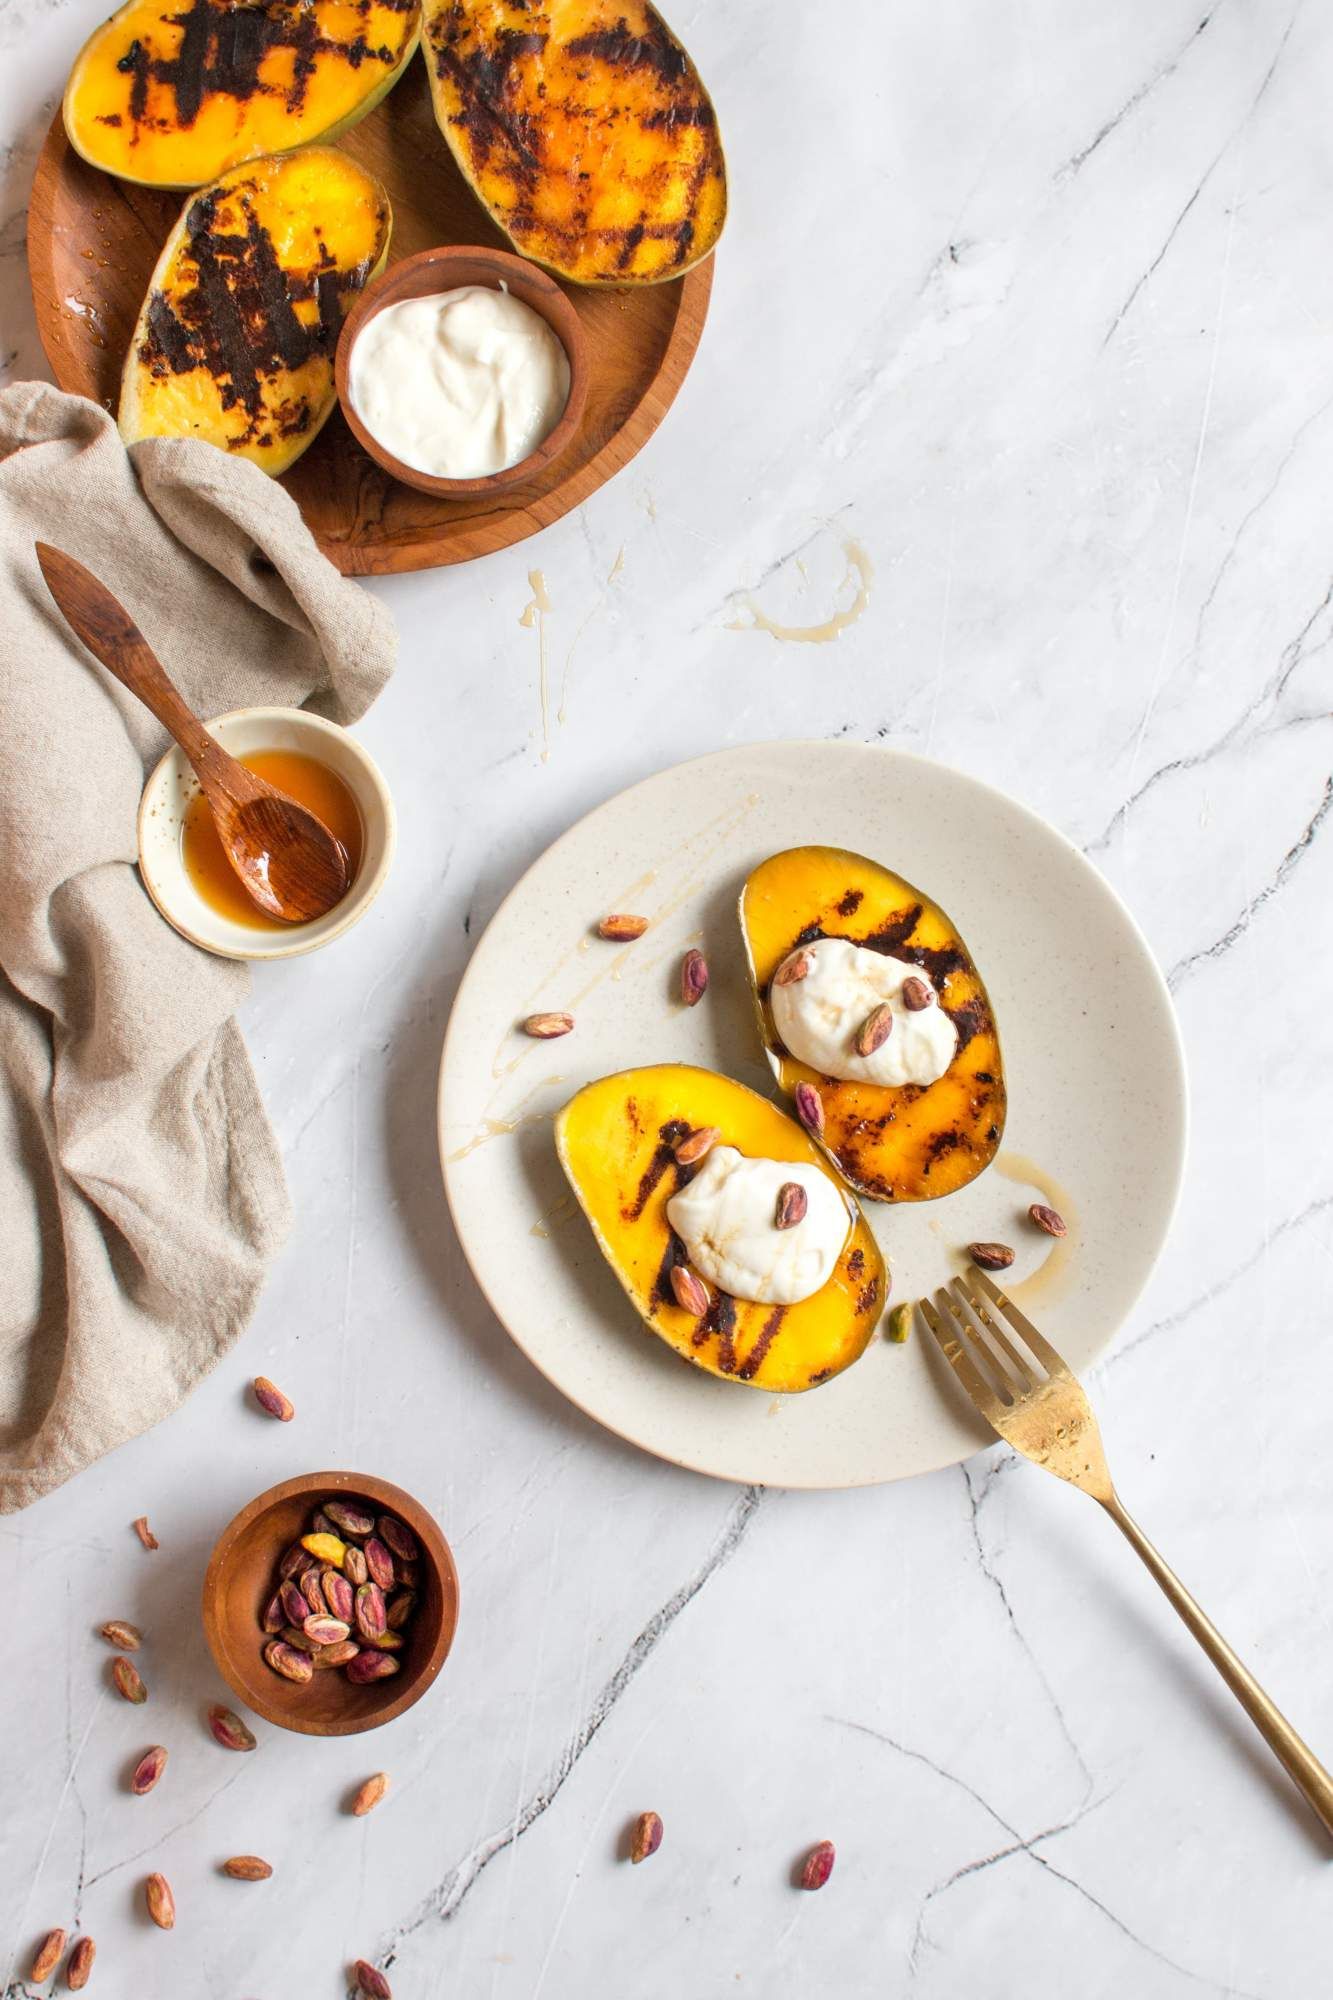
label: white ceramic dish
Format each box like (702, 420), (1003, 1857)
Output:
(438, 743), (1188, 1489)
(137, 707), (395, 962)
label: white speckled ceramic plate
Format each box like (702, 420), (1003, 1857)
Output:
(438, 744), (1188, 1488)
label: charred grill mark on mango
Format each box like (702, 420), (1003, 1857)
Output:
(623, 1117), (690, 1220)
(119, 149), (390, 474)
(422, 0), (726, 285)
(114, 0), (414, 124)
(65, 0), (419, 187)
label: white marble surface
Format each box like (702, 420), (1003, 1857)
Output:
(3, 1), (1332, 1994)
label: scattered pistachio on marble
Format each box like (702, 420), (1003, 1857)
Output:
(630, 1810), (663, 1864)
(99, 1619), (141, 1650)
(207, 1704), (257, 1752)
(30, 1928), (66, 1982)
(221, 1856), (272, 1881)
(65, 1935), (95, 1989)
(799, 1839), (835, 1890)
(252, 1376), (294, 1422)
(111, 1657), (146, 1704)
(131, 1516), (159, 1551)
(351, 1772), (390, 1817)
(354, 1960), (392, 1999)
(130, 1747), (168, 1796)
(144, 1874), (174, 1930)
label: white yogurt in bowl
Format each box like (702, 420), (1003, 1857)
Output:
(347, 284), (572, 481)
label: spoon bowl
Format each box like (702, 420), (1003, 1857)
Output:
(228, 792), (350, 924)
(34, 541), (350, 925)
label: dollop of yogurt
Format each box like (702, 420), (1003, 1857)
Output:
(770, 937), (957, 1087)
(348, 285), (571, 479)
(665, 1146), (850, 1305)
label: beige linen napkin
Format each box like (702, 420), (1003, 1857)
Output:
(0, 383), (395, 1512)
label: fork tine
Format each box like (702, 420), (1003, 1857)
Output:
(918, 1293), (1007, 1430)
(965, 1265), (1071, 1378)
(946, 1278), (1036, 1392)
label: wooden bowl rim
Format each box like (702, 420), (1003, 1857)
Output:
(334, 243), (591, 499)
(201, 1468), (459, 1737)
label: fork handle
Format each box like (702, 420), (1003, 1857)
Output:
(1104, 1491), (1333, 1838)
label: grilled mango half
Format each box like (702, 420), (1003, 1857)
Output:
(556, 1065), (886, 1393)
(740, 847), (1006, 1204)
(422, 0), (726, 285)
(119, 148), (391, 475)
(64, 0), (420, 189)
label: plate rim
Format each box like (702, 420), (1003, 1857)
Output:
(437, 740), (1190, 1489)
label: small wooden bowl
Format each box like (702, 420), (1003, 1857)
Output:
(335, 245), (589, 498)
(202, 1471), (459, 1737)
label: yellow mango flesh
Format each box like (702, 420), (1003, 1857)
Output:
(119, 148), (391, 475)
(422, 0), (727, 285)
(556, 1065), (886, 1393)
(64, 0), (420, 189)
(740, 847), (1006, 1203)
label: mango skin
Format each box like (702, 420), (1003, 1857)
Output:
(422, 0), (727, 285)
(118, 147), (391, 476)
(63, 0), (421, 190)
(555, 1064), (887, 1394)
(740, 847), (1006, 1203)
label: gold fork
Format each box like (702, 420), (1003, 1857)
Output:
(920, 1266), (1333, 1838)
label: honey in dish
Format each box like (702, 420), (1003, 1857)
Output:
(180, 750), (363, 930)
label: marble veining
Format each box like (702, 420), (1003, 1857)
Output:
(3, 1), (1332, 1995)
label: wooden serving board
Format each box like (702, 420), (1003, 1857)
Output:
(27, 60), (712, 576)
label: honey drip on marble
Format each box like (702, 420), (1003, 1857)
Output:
(728, 538), (873, 643)
(519, 568), (553, 761)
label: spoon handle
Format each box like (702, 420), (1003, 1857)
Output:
(34, 542), (253, 800)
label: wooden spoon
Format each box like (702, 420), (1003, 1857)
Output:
(35, 542), (350, 925)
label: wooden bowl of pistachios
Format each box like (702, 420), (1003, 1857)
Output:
(202, 1471), (459, 1737)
